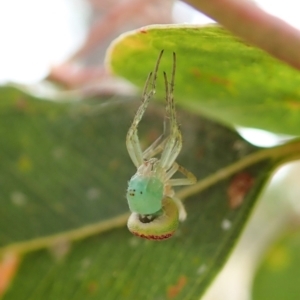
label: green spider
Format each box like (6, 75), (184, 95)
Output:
(126, 50), (196, 240)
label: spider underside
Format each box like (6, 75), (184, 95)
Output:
(126, 50), (196, 239)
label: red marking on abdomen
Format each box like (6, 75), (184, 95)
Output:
(132, 231), (174, 241)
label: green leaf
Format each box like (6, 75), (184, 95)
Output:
(252, 229), (300, 300)
(107, 24), (300, 136)
(0, 86), (130, 245)
(2, 82), (297, 299)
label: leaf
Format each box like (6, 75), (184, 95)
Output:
(0, 86), (130, 245)
(107, 24), (300, 136)
(252, 229), (300, 300)
(1, 82), (294, 299)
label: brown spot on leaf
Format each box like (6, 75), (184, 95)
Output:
(209, 75), (231, 87)
(109, 159), (121, 171)
(167, 275), (187, 299)
(196, 147), (205, 160)
(285, 100), (300, 110)
(15, 98), (28, 111)
(190, 68), (231, 88)
(190, 67), (201, 79)
(87, 281), (99, 294)
(227, 172), (254, 209)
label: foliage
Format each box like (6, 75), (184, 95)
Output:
(1, 25), (300, 299)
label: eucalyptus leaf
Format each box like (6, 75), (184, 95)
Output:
(0, 83), (282, 299)
(107, 24), (300, 136)
(252, 229), (300, 300)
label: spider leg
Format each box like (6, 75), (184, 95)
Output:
(172, 196), (187, 221)
(142, 134), (167, 160)
(126, 72), (152, 167)
(142, 114), (171, 160)
(126, 50), (164, 167)
(167, 164), (197, 186)
(165, 162), (179, 180)
(166, 163), (196, 222)
(160, 52), (182, 170)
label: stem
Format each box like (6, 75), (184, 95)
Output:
(183, 0), (300, 70)
(178, 139), (300, 199)
(0, 214), (129, 256)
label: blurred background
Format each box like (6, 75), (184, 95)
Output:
(2, 0), (299, 85)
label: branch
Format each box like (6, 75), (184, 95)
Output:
(184, 0), (300, 70)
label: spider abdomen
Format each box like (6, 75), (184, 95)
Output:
(127, 197), (179, 240)
(127, 174), (164, 215)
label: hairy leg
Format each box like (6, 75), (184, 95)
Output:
(160, 52), (182, 170)
(167, 164), (197, 186)
(126, 50), (164, 167)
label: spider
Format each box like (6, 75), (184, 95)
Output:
(126, 50), (196, 240)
